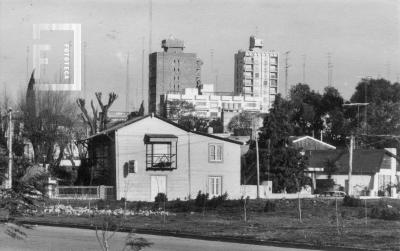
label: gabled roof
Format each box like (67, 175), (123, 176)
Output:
(308, 149), (390, 174)
(83, 115), (243, 145)
(289, 135), (336, 150)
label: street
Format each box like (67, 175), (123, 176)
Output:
(0, 225), (318, 251)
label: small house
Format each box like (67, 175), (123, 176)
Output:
(84, 115), (242, 201)
(308, 148), (398, 196)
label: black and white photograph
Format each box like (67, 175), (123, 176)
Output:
(0, 0), (399, 250)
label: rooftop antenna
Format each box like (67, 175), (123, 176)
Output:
(26, 46), (30, 81)
(284, 51), (291, 97)
(302, 54), (306, 83)
(210, 49), (214, 84)
(215, 69), (219, 92)
(141, 37), (145, 108)
(149, 0), (152, 53)
(328, 52), (333, 86)
(125, 53), (130, 112)
(83, 41), (87, 99)
(385, 61), (391, 81)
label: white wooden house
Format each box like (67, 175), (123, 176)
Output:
(84, 115), (243, 201)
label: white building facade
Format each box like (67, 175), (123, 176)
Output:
(161, 84), (262, 119)
(234, 36), (278, 113)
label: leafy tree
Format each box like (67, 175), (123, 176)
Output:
(177, 115), (208, 132)
(227, 112), (256, 134)
(349, 78), (400, 148)
(289, 83), (323, 137)
(320, 86), (348, 146)
(164, 100), (195, 120)
(258, 94), (311, 192)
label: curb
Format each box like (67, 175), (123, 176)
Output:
(16, 219), (378, 251)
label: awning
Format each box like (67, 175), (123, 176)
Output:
(144, 134), (178, 143)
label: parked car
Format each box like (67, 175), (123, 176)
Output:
(319, 191), (346, 197)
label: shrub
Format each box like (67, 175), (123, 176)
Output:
(207, 192), (228, 209)
(377, 190), (385, 197)
(135, 201), (144, 212)
(154, 193), (168, 210)
(369, 206), (400, 221)
(342, 195), (362, 207)
(97, 199), (107, 210)
(167, 199), (193, 213)
(194, 191), (209, 208)
(264, 200), (276, 212)
(154, 193), (168, 203)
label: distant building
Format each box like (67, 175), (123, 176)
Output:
(149, 37), (202, 114)
(307, 148), (399, 197)
(234, 36), (278, 113)
(161, 84), (262, 120)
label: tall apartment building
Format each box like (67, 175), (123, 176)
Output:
(234, 36), (278, 113)
(149, 37), (202, 113)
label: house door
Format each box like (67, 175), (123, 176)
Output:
(150, 176), (167, 201)
(208, 176), (222, 197)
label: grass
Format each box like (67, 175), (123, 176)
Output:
(19, 198), (400, 250)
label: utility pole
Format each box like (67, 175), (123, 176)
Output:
(284, 51), (290, 97)
(267, 138), (271, 183)
(255, 130), (260, 199)
(348, 135), (354, 196)
(252, 118), (260, 199)
(6, 108), (13, 189)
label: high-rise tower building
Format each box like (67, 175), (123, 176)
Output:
(234, 36), (278, 113)
(148, 37), (202, 114)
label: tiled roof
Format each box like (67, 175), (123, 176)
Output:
(308, 149), (388, 174)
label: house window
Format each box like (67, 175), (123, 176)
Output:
(144, 134), (177, 170)
(209, 143), (223, 162)
(123, 160), (137, 177)
(208, 176), (222, 197)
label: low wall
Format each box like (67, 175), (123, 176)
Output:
(50, 186), (115, 200)
(241, 184), (314, 199)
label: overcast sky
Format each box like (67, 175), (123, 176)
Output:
(0, 0), (399, 111)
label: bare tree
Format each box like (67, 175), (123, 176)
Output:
(76, 98), (98, 136)
(96, 92), (118, 131)
(19, 72), (82, 183)
(95, 216), (152, 251)
(76, 92), (118, 135)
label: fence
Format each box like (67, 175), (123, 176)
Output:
(51, 186), (115, 200)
